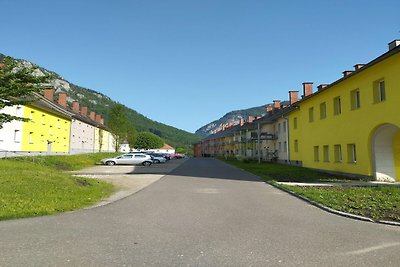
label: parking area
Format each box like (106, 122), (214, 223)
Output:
(71, 158), (188, 208)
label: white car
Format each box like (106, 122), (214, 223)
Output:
(150, 155), (167, 163)
(101, 153), (153, 166)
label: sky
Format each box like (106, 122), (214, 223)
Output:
(1, 0), (399, 133)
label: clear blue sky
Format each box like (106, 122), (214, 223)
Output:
(2, 0), (399, 133)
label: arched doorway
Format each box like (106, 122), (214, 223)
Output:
(372, 124), (400, 182)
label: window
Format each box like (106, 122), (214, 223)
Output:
(309, 107), (314, 122)
(350, 89), (361, 110)
(283, 121), (286, 132)
(294, 140), (299, 152)
(41, 114), (46, 125)
(333, 96), (341, 115)
(30, 111), (35, 121)
(57, 119), (61, 129)
(314, 146), (320, 162)
(14, 130), (21, 143)
(347, 144), (357, 163)
(373, 79), (386, 103)
(278, 123), (281, 133)
(334, 144), (342, 162)
(29, 132), (34, 144)
(278, 142), (281, 151)
(320, 102), (327, 119)
(323, 145), (329, 162)
(293, 117), (298, 129)
(283, 141), (287, 152)
(15, 106), (22, 117)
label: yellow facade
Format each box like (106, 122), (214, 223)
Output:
(95, 127), (114, 152)
(21, 105), (71, 153)
(289, 51), (400, 181)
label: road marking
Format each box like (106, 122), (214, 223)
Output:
(347, 242), (400, 255)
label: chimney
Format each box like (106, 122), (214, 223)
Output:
(44, 87), (54, 101)
(248, 116), (254, 123)
(289, 91), (299, 105)
(80, 106), (88, 117)
(72, 101), (80, 113)
(388, 40), (400, 50)
(273, 100), (281, 110)
(343, 70), (354, 77)
(354, 64), (365, 71)
(90, 111), (96, 121)
(317, 84), (329, 91)
(265, 105), (273, 114)
(100, 118), (104, 125)
(240, 118), (244, 126)
(281, 103), (288, 109)
(58, 92), (67, 108)
(95, 114), (102, 123)
(302, 82), (313, 98)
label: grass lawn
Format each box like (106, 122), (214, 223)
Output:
(0, 153), (119, 220)
(222, 158), (400, 222)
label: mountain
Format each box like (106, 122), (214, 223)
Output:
(195, 105), (268, 137)
(1, 53), (200, 148)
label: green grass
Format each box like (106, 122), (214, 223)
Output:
(279, 185), (400, 222)
(10, 152), (120, 171)
(0, 153), (119, 220)
(222, 157), (368, 183)
(222, 158), (399, 222)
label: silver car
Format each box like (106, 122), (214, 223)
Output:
(101, 153), (153, 166)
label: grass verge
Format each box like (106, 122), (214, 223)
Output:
(279, 185), (400, 222)
(222, 158), (400, 222)
(0, 153), (119, 220)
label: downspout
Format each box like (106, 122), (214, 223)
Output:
(285, 116), (290, 164)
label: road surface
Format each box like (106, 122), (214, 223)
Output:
(1, 158), (399, 266)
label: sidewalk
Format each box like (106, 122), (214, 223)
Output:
(71, 159), (187, 208)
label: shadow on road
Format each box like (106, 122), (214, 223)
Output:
(164, 158), (262, 182)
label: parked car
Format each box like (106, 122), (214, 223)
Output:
(101, 153), (153, 166)
(150, 155), (167, 163)
(150, 153), (171, 161)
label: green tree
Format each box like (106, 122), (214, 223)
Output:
(135, 132), (164, 150)
(108, 103), (128, 151)
(126, 124), (138, 149)
(0, 56), (48, 128)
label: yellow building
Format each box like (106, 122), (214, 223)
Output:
(94, 127), (115, 152)
(21, 94), (72, 153)
(289, 40), (400, 181)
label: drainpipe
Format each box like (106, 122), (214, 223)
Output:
(285, 117), (290, 164)
(258, 122), (261, 164)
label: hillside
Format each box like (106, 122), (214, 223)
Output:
(195, 105), (268, 137)
(1, 53), (200, 148)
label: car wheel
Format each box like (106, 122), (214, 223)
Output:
(154, 159), (160, 163)
(142, 161), (152, 166)
(106, 161), (116, 166)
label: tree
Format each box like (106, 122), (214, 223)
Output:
(0, 56), (48, 128)
(108, 103), (129, 151)
(135, 132), (164, 150)
(126, 124), (138, 149)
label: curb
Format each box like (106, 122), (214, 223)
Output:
(265, 180), (400, 227)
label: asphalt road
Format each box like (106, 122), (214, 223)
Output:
(1, 158), (399, 266)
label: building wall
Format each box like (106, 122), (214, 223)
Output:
(21, 105), (70, 153)
(0, 105), (24, 154)
(70, 119), (96, 154)
(289, 52), (400, 181)
(94, 128), (115, 152)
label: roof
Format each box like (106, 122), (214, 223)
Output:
(161, 144), (174, 150)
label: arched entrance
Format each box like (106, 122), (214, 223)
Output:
(372, 124), (400, 182)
